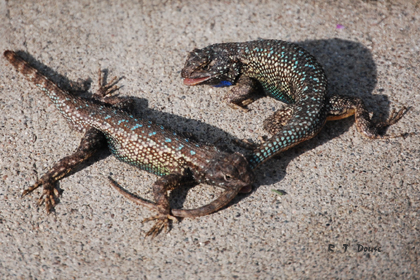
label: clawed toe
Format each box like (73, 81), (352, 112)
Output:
(96, 68), (123, 98)
(143, 214), (178, 237)
(40, 188), (58, 212)
(21, 181), (41, 197)
(385, 107), (406, 126)
(39, 186), (60, 213)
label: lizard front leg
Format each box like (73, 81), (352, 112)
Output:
(223, 75), (264, 111)
(108, 174), (248, 235)
(108, 173), (190, 237)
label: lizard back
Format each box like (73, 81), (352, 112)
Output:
(4, 50), (221, 177)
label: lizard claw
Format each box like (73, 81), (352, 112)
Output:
(143, 214), (178, 237)
(21, 181), (41, 197)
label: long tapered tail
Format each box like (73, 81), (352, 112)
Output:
(4, 50), (71, 101)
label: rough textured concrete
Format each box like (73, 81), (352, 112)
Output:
(0, 0), (419, 279)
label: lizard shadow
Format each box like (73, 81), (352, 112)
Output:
(238, 38), (400, 190)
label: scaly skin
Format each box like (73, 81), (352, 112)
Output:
(181, 39), (410, 169)
(4, 50), (254, 237)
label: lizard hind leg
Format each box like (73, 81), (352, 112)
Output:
(327, 95), (412, 139)
(224, 76), (264, 112)
(230, 106), (294, 152)
(145, 173), (191, 237)
(142, 214), (179, 238)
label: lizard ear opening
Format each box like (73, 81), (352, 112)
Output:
(228, 55), (250, 65)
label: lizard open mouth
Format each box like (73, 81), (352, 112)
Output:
(183, 76), (212, 86)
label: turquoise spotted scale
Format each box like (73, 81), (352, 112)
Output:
(4, 50), (255, 236)
(237, 41), (327, 167)
(182, 39), (409, 170)
(182, 40), (328, 168)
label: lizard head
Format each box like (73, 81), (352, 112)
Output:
(181, 45), (242, 88)
(170, 152), (254, 219)
(205, 152), (255, 192)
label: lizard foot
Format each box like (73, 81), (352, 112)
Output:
(378, 107), (406, 128)
(143, 214), (178, 237)
(96, 68), (121, 98)
(370, 107), (415, 139)
(22, 179), (60, 213)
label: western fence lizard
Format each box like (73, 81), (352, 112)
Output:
(181, 39), (410, 168)
(4, 50), (255, 237)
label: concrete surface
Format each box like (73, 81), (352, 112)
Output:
(0, 0), (419, 279)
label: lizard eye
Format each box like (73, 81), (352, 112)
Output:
(224, 174), (232, 181)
